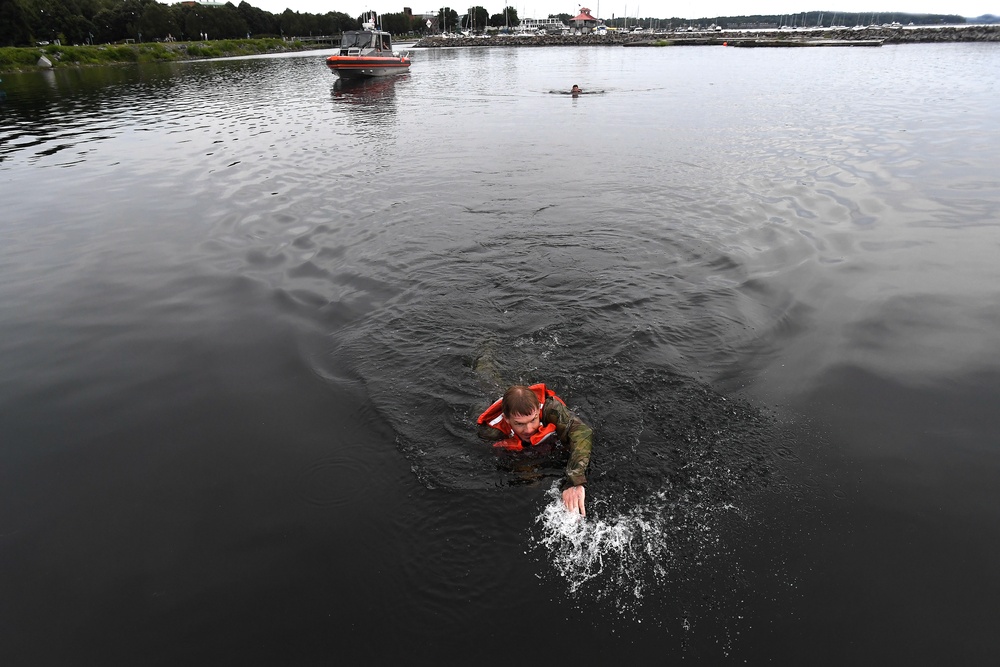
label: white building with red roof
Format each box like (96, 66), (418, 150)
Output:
(570, 8), (600, 32)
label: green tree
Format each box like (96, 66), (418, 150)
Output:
(90, 7), (115, 41)
(22, 0), (63, 43)
(321, 11), (356, 33)
(138, 1), (177, 40)
(0, 0), (33, 46)
(179, 3), (208, 39)
(88, 0), (149, 42)
(467, 5), (487, 31)
(237, 0), (276, 36)
(489, 6), (517, 28)
(213, 2), (248, 39)
(437, 6), (457, 32)
(380, 10), (414, 35)
(44, 0), (96, 43)
(62, 12), (96, 42)
(278, 9), (304, 36)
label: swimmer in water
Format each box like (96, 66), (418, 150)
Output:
(478, 384), (593, 516)
(571, 84), (582, 96)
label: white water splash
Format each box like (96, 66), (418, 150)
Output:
(534, 483), (741, 609)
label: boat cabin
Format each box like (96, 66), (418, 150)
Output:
(339, 30), (393, 55)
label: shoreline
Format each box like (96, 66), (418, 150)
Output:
(0, 38), (324, 74)
(414, 24), (1000, 48)
(3, 25), (996, 74)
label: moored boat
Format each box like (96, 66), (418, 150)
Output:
(326, 15), (411, 79)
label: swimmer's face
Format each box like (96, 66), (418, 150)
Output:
(508, 408), (541, 442)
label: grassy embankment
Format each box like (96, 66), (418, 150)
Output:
(0, 38), (308, 72)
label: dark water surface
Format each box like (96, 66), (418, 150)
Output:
(2, 44), (1000, 663)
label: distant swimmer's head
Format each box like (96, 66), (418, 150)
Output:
(503, 385), (542, 441)
(571, 84), (582, 94)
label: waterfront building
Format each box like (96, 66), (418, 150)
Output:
(570, 7), (599, 33)
(519, 17), (570, 33)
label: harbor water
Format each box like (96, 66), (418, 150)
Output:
(2, 43), (999, 663)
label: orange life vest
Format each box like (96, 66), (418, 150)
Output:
(477, 383), (566, 451)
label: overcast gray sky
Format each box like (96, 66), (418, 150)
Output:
(245, 1), (998, 21)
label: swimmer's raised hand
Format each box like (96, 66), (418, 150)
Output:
(562, 485), (586, 517)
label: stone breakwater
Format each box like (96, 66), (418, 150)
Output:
(414, 24), (1000, 48)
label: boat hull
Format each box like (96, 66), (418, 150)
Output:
(326, 56), (411, 78)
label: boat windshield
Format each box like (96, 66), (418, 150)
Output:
(341, 32), (376, 49)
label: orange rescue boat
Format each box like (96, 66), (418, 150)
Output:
(326, 16), (411, 79)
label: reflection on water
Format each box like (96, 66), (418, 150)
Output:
(331, 74), (403, 130)
(331, 74), (404, 102)
(2, 44), (1000, 663)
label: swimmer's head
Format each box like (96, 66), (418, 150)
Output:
(502, 385), (538, 419)
(502, 385), (543, 442)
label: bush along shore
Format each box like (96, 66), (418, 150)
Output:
(415, 24), (1000, 48)
(0, 38), (316, 72)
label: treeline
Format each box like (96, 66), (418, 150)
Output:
(434, 6), (520, 32)
(0, 0), (364, 47)
(0, 0), (520, 48)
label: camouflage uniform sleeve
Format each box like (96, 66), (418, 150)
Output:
(542, 397), (593, 488)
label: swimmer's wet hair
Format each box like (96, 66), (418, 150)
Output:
(502, 385), (540, 417)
